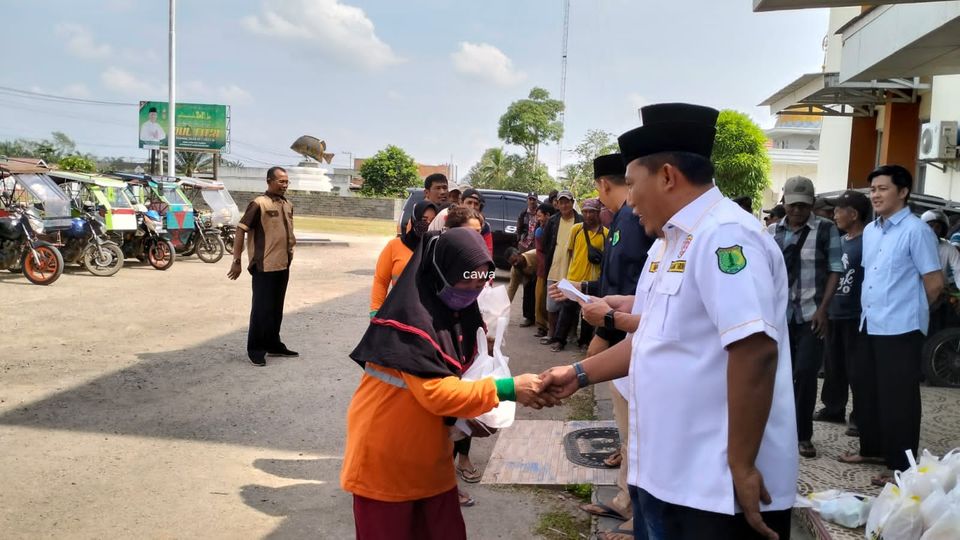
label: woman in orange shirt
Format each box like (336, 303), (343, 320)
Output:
(369, 201), (437, 317)
(344, 228), (553, 540)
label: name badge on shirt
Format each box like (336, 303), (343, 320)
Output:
(649, 261), (659, 272)
(266, 210), (280, 217)
(668, 260), (686, 273)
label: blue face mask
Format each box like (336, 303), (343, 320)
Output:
(432, 241), (483, 310)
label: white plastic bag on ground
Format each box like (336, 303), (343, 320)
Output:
(477, 285), (511, 340)
(901, 450), (944, 500)
(920, 486), (950, 530)
(819, 494), (872, 529)
(920, 508), (960, 540)
(878, 495), (923, 540)
(459, 320), (515, 431)
(867, 482), (904, 540)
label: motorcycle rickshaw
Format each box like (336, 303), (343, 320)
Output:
(0, 158), (65, 284)
(169, 177), (231, 263)
(0, 159), (74, 239)
(111, 173), (195, 250)
(48, 171), (138, 235)
(47, 171), (134, 276)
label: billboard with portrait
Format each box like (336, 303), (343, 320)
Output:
(138, 101), (230, 152)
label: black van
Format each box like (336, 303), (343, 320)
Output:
(399, 188), (532, 269)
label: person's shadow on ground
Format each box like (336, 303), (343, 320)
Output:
(241, 457), (355, 539)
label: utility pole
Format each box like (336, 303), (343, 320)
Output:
(558, 0), (570, 183)
(167, 0), (177, 177)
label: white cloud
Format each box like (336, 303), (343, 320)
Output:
(101, 66), (158, 97)
(217, 84), (254, 105)
(451, 42), (525, 87)
(386, 89), (403, 101)
(55, 23), (112, 60)
(180, 80), (254, 105)
(242, 0), (402, 70)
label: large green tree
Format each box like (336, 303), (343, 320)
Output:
(466, 148), (557, 194)
(711, 110), (771, 210)
(57, 155), (96, 173)
(497, 87), (565, 163)
(359, 145), (420, 198)
(564, 129), (619, 199)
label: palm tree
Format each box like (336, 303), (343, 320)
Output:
(176, 151), (214, 177)
(476, 148), (513, 189)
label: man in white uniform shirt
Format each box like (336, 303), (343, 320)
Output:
(139, 106), (166, 144)
(542, 103), (797, 540)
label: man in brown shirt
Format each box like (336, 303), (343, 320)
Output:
(227, 166), (297, 366)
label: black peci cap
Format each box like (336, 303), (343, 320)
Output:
(618, 103), (719, 166)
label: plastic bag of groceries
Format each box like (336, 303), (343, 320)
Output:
(901, 450), (950, 500)
(457, 320), (515, 433)
(866, 482), (904, 539)
(920, 508), (960, 540)
(920, 486), (951, 530)
(477, 285), (510, 341)
(877, 492), (923, 540)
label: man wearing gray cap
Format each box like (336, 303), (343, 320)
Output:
(768, 176), (842, 459)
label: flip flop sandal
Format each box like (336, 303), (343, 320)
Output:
(838, 453), (885, 465)
(871, 474), (894, 487)
(579, 502), (627, 521)
(459, 493), (476, 507)
(597, 527), (634, 540)
(602, 450), (622, 468)
(540, 337), (557, 345)
(457, 465), (482, 483)
(550, 342), (566, 352)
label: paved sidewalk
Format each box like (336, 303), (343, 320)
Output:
(795, 384), (960, 539)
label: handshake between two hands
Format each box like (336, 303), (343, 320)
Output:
(511, 365), (582, 410)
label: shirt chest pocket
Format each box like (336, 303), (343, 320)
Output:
(641, 271), (684, 341)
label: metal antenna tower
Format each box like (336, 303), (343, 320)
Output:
(557, 0), (570, 182)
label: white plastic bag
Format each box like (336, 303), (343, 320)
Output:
(459, 320), (515, 430)
(879, 495), (923, 540)
(920, 487), (950, 530)
(901, 450), (944, 500)
(477, 285), (511, 340)
(819, 495), (872, 529)
(920, 508), (960, 540)
(867, 482), (904, 540)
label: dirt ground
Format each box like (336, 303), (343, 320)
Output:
(0, 231), (586, 539)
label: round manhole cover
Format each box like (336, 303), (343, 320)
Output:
(562, 427), (620, 469)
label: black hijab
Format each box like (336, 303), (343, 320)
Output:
(350, 227), (493, 378)
(400, 200), (438, 250)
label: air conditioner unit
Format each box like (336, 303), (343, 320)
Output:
(919, 121), (958, 161)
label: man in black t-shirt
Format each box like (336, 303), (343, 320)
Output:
(818, 191), (870, 437)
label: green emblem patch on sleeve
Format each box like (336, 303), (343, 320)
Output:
(715, 245), (747, 274)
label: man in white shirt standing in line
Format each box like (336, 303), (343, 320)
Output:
(542, 103), (797, 540)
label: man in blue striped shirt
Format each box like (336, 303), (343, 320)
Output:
(843, 165), (943, 483)
(769, 176), (843, 459)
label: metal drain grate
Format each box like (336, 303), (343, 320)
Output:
(562, 427), (620, 469)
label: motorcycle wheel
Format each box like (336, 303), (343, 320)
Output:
(223, 231), (235, 255)
(82, 242), (124, 277)
(922, 327), (960, 388)
(21, 243), (64, 285)
(148, 239), (176, 271)
(196, 232), (225, 263)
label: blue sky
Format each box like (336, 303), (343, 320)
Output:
(1, 0), (829, 179)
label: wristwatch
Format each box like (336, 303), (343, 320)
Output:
(604, 309), (616, 332)
(573, 361), (590, 388)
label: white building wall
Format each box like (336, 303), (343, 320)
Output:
(218, 165), (343, 193)
(814, 7), (862, 195)
(921, 74), (960, 200)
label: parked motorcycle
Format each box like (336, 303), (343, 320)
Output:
(0, 205), (64, 285)
(178, 211), (225, 263)
(220, 223), (237, 255)
(60, 210), (124, 277)
(119, 208), (175, 270)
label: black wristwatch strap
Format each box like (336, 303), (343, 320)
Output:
(573, 362), (589, 388)
(604, 309), (616, 332)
